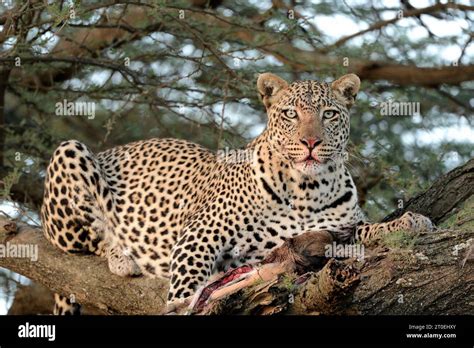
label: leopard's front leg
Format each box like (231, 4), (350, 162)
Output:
(167, 220), (223, 307)
(355, 211), (434, 243)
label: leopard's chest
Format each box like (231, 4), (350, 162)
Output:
(259, 189), (359, 235)
(243, 170), (360, 247)
(224, 196), (359, 268)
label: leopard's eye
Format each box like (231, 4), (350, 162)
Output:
(322, 109), (338, 120)
(283, 109), (297, 119)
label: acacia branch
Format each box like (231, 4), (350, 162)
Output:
(0, 218), (168, 314)
(0, 68), (11, 168)
(0, 56), (143, 87)
(1, 211), (471, 315)
(0, 159), (473, 315)
(4, 3), (474, 89)
(323, 2), (474, 52)
(382, 158), (474, 224)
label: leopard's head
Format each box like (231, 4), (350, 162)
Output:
(257, 73), (360, 176)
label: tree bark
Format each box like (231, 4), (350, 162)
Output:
(0, 159), (472, 315)
(7, 283), (55, 315)
(0, 68), (11, 168)
(0, 219), (168, 314)
(194, 227), (472, 315)
(382, 158), (474, 224)
(7, 282), (106, 315)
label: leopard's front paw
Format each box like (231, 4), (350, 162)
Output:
(401, 211), (434, 233)
(165, 297), (192, 315)
(107, 246), (142, 277)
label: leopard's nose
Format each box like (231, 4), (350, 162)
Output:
(300, 137), (322, 150)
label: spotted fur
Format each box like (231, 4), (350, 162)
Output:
(41, 73), (433, 308)
(53, 294), (81, 315)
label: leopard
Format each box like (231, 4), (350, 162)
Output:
(41, 72), (433, 313)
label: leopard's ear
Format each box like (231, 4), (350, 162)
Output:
(257, 73), (288, 109)
(331, 74), (360, 108)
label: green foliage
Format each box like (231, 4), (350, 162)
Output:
(439, 196), (474, 232)
(382, 230), (418, 250)
(0, 167), (21, 200)
(280, 273), (297, 292)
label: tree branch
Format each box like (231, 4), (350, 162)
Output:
(322, 2), (474, 52)
(0, 218), (168, 314)
(382, 158), (474, 224)
(0, 158), (472, 314)
(5, 3), (474, 89)
(0, 68), (11, 168)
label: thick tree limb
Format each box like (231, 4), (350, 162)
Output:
(0, 216), (472, 315)
(185, 227), (472, 315)
(0, 159), (472, 315)
(382, 158), (474, 224)
(0, 219), (168, 314)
